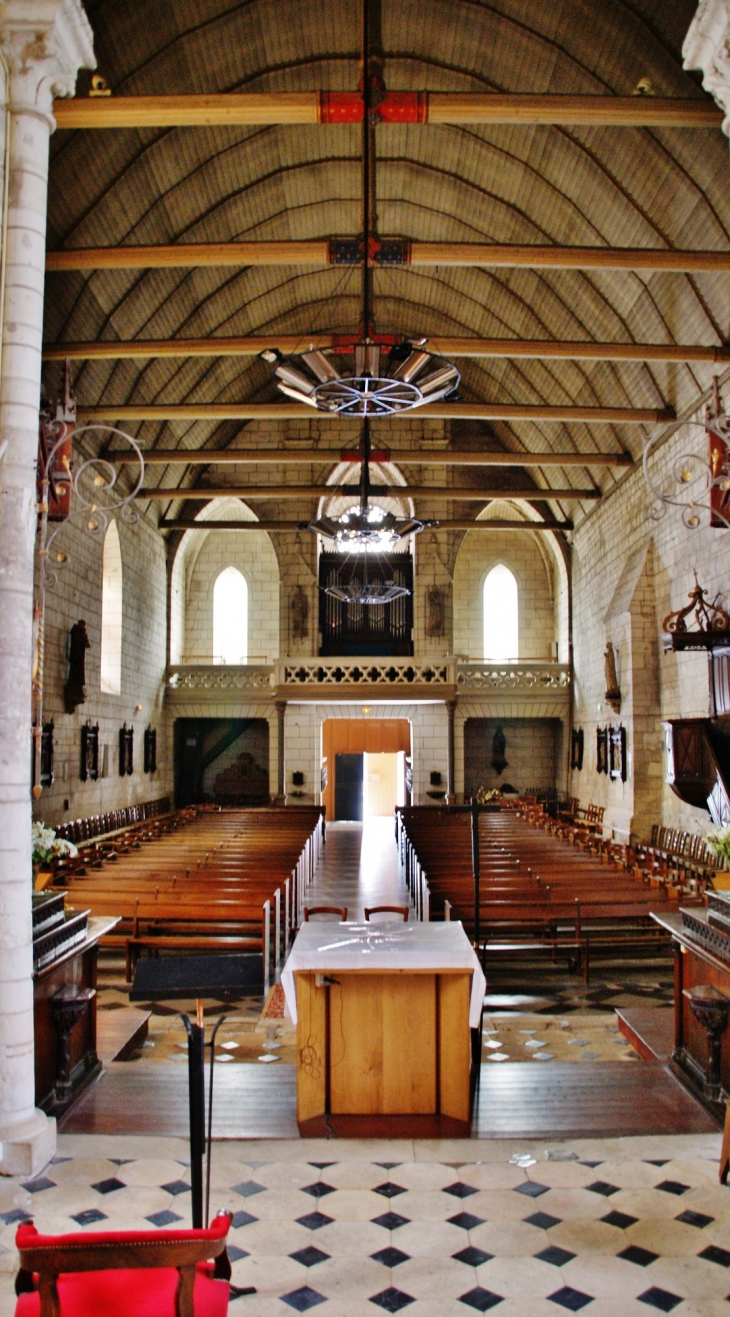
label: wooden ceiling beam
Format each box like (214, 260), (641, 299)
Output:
(46, 240), (730, 273)
(108, 447), (631, 468)
(43, 334), (730, 363)
(52, 93), (722, 131)
(136, 483), (600, 501)
(78, 401), (670, 423)
(157, 517), (573, 531)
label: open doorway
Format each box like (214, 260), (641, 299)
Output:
(322, 718), (411, 821)
(363, 752), (406, 817)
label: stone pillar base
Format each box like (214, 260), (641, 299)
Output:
(0, 1109), (56, 1177)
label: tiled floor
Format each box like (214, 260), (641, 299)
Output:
(1, 1134), (727, 1316)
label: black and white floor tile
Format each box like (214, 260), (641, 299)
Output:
(0, 1134), (727, 1317)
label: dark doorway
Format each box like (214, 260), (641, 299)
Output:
(334, 753), (364, 820)
(174, 718), (269, 807)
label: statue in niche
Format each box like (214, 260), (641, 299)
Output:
(491, 726), (508, 775)
(426, 585), (445, 638)
(291, 584), (309, 640)
(64, 620), (90, 714)
(604, 640), (622, 713)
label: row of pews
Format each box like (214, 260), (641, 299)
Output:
(52, 805), (325, 982)
(396, 803), (707, 981)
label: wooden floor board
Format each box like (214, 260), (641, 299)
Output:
(61, 1059), (718, 1139)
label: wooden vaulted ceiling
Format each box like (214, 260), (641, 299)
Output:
(41, 0), (730, 531)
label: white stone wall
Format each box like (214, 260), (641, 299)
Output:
(571, 416), (730, 840)
(33, 511), (171, 827)
(184, 529), (280, 664)
(282, 702), (450, 807)
(452, 527), (558, 661)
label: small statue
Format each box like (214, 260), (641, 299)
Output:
(64, 620), (89, 714)
(291, 584), (309, 640)
(491, 726), (508, 775)
(426, 585), (444, 638)
(604, 640), (621, 713)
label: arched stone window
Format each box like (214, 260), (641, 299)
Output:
(483, 563), (518, 662)
(100, 520), (123, 694)
(213, 566), (248, 664)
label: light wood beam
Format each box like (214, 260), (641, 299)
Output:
(51, 92), (722, 130)
(109, 447), (632, 467)
(425, 94), (722, 128)
(46, 240), (730, 273)
(157, 517), (573, 531)
(43, 335), (730, 363)
(77, 401), (670, 423)
(136, 483), (600, 500)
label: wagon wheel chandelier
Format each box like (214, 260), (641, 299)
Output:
(262, 0), (460, 419)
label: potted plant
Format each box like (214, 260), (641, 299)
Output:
(31, 821), (77, 890)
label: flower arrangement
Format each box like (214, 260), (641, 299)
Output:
(475, 786), (502, 804)
(31, 821), (78, 870)
(702, 824), (730, 868)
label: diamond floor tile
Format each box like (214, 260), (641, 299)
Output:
(369, 1286), (415, 1311)
(601, 1210), (639, 1229)
(448, 1212), (486, 1231)
(297, 1212), (334, 1231)
(280, 1284), (328, 1311)
(453, 1245), (494, 1267)
(524, 1212), (563, 1230)
(444, 1182), (479, 1199)
(674, 1209), (714, 1228)
(459, 1288), (504, 1312)
(586, 1181), (619, 1197)
(290, 1246), (331, 1267)
(618, 1245), (659, 1267)
(547, 1285), (594, 1311)
(371, 1212), (411, 1230)
(535, 1245), (577, 1267)
(374, 1183), (407, 1199)
(655, 1181), (690, 1196)
(514, 1181), (550, 1198)
(371, 1247), (411, 1268)
(698, 1244), (730, 1267)
(91, 1177), (126, 1195)
(637, 1287), (684, 1312)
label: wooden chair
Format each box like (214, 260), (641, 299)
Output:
(14, 1213), (235, 1317)
(720, 1100), (730, 1185)
(303, 905), (347, 921)
(364, 906), (409, 921)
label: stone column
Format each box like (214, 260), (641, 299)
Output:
(0, 0), (94, 1175)
(684, 1), (730, 136)
(445, 699), (456, 804)
(275, 701), (287, 803)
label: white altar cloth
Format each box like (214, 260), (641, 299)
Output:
(281, 920), (486, 1028)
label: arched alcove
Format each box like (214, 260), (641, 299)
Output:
(100, 519), (123, 694)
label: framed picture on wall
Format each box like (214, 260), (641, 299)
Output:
(119, 723), (134, 777)
(570, 727), (584, 772)
(596, 726), (608, 775)
(80, 722), (99, 782)
(609, 725), (627, 782)
(143, 725), (157, 774)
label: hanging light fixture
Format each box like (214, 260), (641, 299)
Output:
(262, 0), (459, 416)
(309, 416), (433, 560)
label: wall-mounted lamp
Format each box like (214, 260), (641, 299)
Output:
(134, 704), (143, 714)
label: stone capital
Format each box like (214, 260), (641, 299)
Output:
(0, 0), (95, 123)
(683, 0), (730, 136)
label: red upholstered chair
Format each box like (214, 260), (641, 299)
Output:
(14, 1213), (233, 1317)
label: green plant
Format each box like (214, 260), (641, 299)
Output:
(31, 821), (77, 869)
(703, 825), (730, 867)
